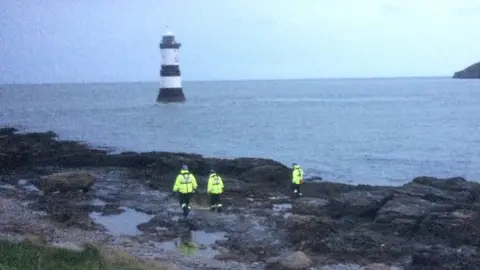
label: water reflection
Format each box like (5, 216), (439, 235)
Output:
(156, 229), (226, 258)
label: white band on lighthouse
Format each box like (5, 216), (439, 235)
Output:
(161, 76), (182, 88)
(162, 48), (179, 66)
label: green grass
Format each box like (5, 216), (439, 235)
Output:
(0, 240), (168, 270)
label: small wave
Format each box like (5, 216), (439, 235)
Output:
(256, 97), (423, 103)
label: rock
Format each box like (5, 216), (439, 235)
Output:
(0, 127), (18, 136)
(413, 204), (480, 247)
(50, 241), (85, 252)
(157, 262), (181, 270)
(400, 177), (478, 203)
(285, 176), (480, 266)
(27, 195), (101, 230)
(299, 181), (377, 198)
(453, 61), (480, 79)
(101, 204), (126, 215)
(291, 198), (329, 216)
(36, 171), (97, 194)
(265, 251), (312, 270)
(409, 244), (480, 269)
(0, 128), (291, 195)
(291, 189), (394, 220)
(411, 176), (477, 193)
(320, 228), (410, 263)
(363, 263), (397, 270)
(0, 128), (108, 173)
(286, 214), (335, 251)
(214, 251), (237, 261)
(22, 233), (47, 246)
(372, 195), (440, 236)
(320, 264), (363, 270)
(325, 190), (394, 219)
(217, 226), (285, 263)
(17, 179), (28, 186)
(137, 212), (199, 235)
(238, 165), (289, 184)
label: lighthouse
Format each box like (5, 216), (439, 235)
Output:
(156, 30), (185, 103)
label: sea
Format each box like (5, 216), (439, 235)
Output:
(1, 77), (479, 186)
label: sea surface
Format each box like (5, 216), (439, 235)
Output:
(1, 77), (479, 186)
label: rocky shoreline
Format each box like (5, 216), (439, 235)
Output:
(1, 127), (479, 269)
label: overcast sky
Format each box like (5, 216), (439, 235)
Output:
(1, 0), (480, 84)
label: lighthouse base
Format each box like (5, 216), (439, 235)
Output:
(156, 88), (186, 103)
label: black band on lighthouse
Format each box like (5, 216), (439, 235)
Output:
(160, 35), (181, 49)
(160, 65), (181, 77)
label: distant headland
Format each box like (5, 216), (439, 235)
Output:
(453, 61), (480, 79)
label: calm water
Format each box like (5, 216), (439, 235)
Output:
(1, 78), (479, 185)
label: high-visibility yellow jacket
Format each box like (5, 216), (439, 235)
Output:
(173, 170), (198, 194)
(292, 165), (304, 184)
(207, 173), (224, 194)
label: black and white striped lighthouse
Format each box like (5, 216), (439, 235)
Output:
(156, 30), (185, 103)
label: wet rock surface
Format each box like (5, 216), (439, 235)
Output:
(35, 171), (97, 194)
(265, 251), (312, 270)
(2, 128), (480, 269)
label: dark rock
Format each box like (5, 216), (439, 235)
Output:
(372, 195), (440, 237)
(137, 212), (187, 234)
(291, 189), (394, 221)
(325, 189), (394, 219)
(0, 128), (289, 195)
(34, 171), (97, 194)
(0, 128), (108, 173)
(453, 61), (480, 79)
(285, 214), (335, 252)
(0, 127), (18, 136)
(265, 251), (312, 270)
(321, 227), (410, 264)
(29, 194), (101, 230)
(238, 165), (289, 184)
(398, 181), (470, 203)
(414, 204), (480, 247)
(299, 181), (377, 198)
(363, 263), (395, 270)
(409, 245), (480, 270)
(102, 204), (126, 215)
(411, 176), (480, 202)
(217, 229), (285, 263)
(291, 198), (329, 216)
(285, 176), (480, 267)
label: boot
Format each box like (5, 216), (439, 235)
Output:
(210, 205), (216, 212)
(217, 204), (223, 213)
(182, 204), (190, 217)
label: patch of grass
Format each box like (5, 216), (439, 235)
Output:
(0, 240), (169, 270)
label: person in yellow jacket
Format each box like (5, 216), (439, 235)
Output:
(291, 163), (304, 197)
(172, 164), (198, 217)
(207, 169), (224, 212)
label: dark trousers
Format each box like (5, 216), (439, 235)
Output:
(291, 183), (301, 193)
(179, 193), (192, 208)
(178, 193), (192, 217)
(209, 193), (222, 212)
(209, 194), (221, 206)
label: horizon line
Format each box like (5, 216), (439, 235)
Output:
(0, 75), (453, 86)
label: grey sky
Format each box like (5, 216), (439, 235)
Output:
(1, 0), (480, 84)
